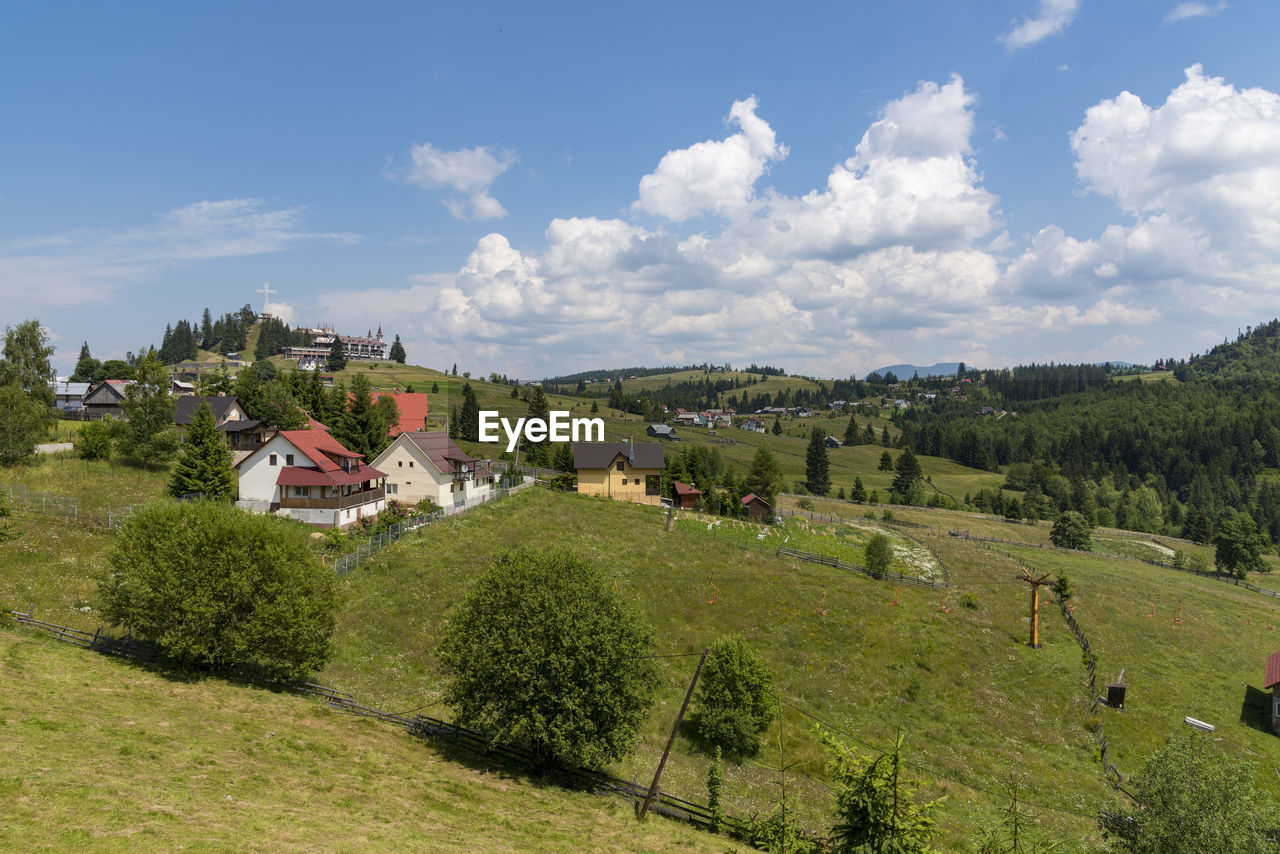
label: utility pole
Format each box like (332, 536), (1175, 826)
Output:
(1016, 568), (1053, 648)
(639, 648), (708, 820)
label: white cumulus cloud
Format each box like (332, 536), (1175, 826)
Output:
(634, 96), (787, 222)
(403, 142), (518, 221)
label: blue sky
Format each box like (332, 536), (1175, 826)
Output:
(4, 0), (1280, 378)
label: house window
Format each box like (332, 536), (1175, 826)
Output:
(293, 486), (308, 498)
(286, 454), (294, 466)
(387, 483), (398, 495)
(269, 454), (278, 466)
(616, 461), (624, 472)
(398, 461), (403, 467)
(409, 461), (414, 467)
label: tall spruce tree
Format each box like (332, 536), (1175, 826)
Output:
(844, 415), (859, 446)
(458, 382), (480, 442)
(336, 373), (385, 458)
(388, 335), (406, 364)
(851, 476), (867, 503)
(891, 447), (923, 503)
(327, 336), (347, 372)
(805, 427), (831, 496)
(168, 403), (236, 500)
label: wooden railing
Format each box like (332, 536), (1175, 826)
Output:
(278, 487), (385, 510)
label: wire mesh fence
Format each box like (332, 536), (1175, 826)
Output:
(1, 483), (140, 530)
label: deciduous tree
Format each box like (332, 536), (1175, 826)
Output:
(113, 351), (178, 467)
(99, 500), (337, 678)
(688, 636), (777, 759)
(437, 547), (657, 769)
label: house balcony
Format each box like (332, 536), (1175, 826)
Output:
(277, 486), (385, 510)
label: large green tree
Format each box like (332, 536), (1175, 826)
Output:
(745, 445), (784, 506)
(805, 427), (831, 496)
(327, 336), (347, 372)
(1213, 508), (1269, 579)
(437, 546), (658, 769)
(335, 372), (387, 457)
(0, 319), (56, 408)
(689, 636), (777, 759)
(168, 403), (236, 500)
(0, 381), (48, 465)
(113, 351), (179, 467)
(388, 334), (406, 364)
(99, 500), (337, 678)
(891, 447), (924, 504)
(1099, 733), (1280, 854)
(458, 382), (480, 443)
(1050, 510), (1093, 550)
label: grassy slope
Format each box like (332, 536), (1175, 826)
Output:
(8, 484), (1280, 848)
(0, 627), (745, 853)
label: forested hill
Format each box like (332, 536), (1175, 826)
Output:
(1171, 319), (1280, 381)
(895, 334), (1280, 547)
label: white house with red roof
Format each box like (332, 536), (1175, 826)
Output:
(369, 431), (495, 512)
(235, 429), (386, 529)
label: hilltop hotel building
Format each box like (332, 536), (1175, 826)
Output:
(281, 325), (388, 369)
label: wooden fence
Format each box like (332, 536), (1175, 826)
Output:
(5, 607), (732, 834)
(948, 531), (1280, 601)
(776, 546), (946, 589)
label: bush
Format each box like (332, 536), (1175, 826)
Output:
(75, 419), (113, 461)
(689, 636), (777, 759)
(98, 501), (337, 678)
(1050, 511), (1093, 550)
(437, 546), (657, 769)
(865, 533), (892, 578)
(798, 497), (815, 511)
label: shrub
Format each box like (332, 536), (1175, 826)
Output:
(99, 500), (337, 679)
(865, 533), (892, 578)
(437, 547), (657, 769)
(1050, 511), (1093, 550)
(689, 636), (777, 759)
(75, 419), (113, 461)
(798, 497), (815, 511)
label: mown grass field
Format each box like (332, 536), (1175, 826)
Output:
(0, 627), (746, 853)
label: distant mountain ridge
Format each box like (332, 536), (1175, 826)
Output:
(865, 362), (964, 381)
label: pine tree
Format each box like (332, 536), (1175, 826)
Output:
(327, 336), (347, 372)
(851, 476), (867, 503)
(431, 381), (439, 394)
(863, 424), (876, 444)
(459, 382), (480, 442)
(335, 372), (384, 458)
(805, 427), (831, 496)
(878, 450), (894, 471)
(844, 415), (859, 446)
(448, 405), (459, 439)
(881, 426), (891, 447)
(553, 441), (575, 472)
(388, 335), (406, 364)
(526, 386), (550, 448)
(772, 415), (782, 435)
(891, 447), (924, 505)
(200, 308), (213, 349)
(168, 403), (236, 500)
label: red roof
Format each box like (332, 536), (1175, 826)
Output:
(305, 416), (331, 432)
(276, 466), (385, 487)
(278, 429), (363, 473)
(741, 493), (771, 508)
(674, 481), (702, 496)
(1266, 652), (1280, 689)
(369, 392), (430, 436)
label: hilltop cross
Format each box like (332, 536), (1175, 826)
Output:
(257, 281), (275, 315)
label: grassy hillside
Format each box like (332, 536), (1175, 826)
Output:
(0, 627), (746, 853)
(8, 482), (1280, 848)
(310, 489), (1280, 848)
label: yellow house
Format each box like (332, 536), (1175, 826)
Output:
(573, 441), (665, 505)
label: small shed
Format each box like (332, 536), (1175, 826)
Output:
(673, 480), (702, 509)
(741, 493), (772, 521)
(824, 436), (841, 449)
(1265, 652), (1280, 734)
(647, 423), (677, 440)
